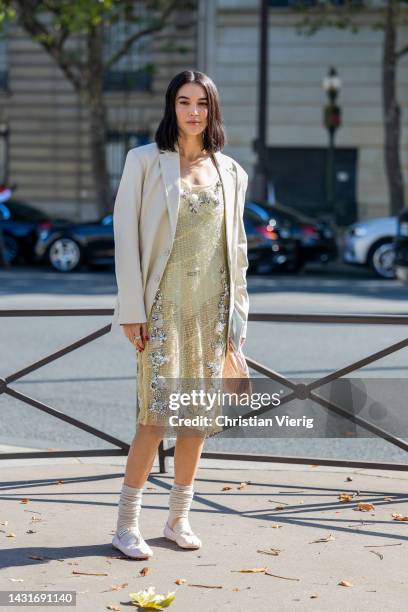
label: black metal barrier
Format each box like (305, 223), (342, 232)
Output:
(0, 309), (407, 472)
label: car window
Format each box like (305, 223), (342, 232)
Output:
(8, 201), (49, 222)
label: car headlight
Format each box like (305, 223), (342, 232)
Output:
(399, 222), (408, 237)
(39, 229), (51, 240)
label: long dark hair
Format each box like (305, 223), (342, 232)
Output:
(155, 70), (226, 153)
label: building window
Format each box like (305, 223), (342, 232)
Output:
(103, 9), (153, 92)
(106, 130), (151, 195)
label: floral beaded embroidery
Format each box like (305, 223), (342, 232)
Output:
(207, 264), (230, 379)
(181, 178), (222, 214)
(147, 288), (170, 415)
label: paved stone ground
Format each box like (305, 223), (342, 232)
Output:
(0, 453), (407, 612)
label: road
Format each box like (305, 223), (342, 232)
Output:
(1, 262), (407, 465)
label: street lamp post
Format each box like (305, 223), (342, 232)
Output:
(0, 119), (9, 184)
(322, 67), (342, 223)
(251, 0), (269, 202)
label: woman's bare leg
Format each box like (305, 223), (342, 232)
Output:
(173, 433), (205, 485)
(124, 424), (164, 488)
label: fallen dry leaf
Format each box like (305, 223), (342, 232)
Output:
(392, 513), (408, 521)
(338, 580), (353, 587)
(106, 606), (120, 611)
(383, 496), (393, 501)
(338, 493), (354, 502)
(310, 534), (335, 544)
(257, 548), (282, 556)
(56, 480), (64, 485)
(26, 529), (36, 534)
(274, 505), (287, 510)
(19, 499), (30, 504)
(238, 481), (250, 489)
(271, 524), (283, 529)
(0, 521), (8, 526)
(310, 593), (319, 598)
(6, 532), (16, 538)
(175, 579), (186, 585)
(140, 567), (149, 576)
(222, 486), (232, 491)
(356, 502), (375, 512)
(232, 587), (240, 592)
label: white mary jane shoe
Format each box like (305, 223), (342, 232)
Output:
(163, 518), (202, 549)
(112, 527), (153, 559)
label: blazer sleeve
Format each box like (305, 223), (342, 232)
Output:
(113, 149), (147, 325)
(234, 170), (249, 340)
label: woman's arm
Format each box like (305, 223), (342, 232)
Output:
(113, 149), (147, 325)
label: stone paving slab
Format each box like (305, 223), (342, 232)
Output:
(0, 457), (407, 612)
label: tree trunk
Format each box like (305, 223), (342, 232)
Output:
(382, 0), (405, 216)
(85, 25), (112, 217)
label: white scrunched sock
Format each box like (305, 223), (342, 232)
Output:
(167, 482), (195, 532)
(116, 482), (144, 535)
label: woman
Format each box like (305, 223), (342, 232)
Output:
(111, 70), (249, 560)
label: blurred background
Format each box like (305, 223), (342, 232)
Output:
(0, 0), (407, 465)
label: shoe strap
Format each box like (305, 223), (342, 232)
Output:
(118, 526), (141, 539)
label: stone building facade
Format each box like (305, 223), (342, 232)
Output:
(0, 0), (406, 222)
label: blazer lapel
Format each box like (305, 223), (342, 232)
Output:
(158, 148), (180, 237)
(158, 146), (236, 276)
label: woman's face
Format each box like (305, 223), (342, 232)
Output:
(175, 82), (208, 139)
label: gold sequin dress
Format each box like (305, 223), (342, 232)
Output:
(136, 174), (230, 438)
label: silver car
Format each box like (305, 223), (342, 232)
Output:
(343, 216), (397, 279)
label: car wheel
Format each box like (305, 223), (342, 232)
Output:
(48, 237), (82, 272)
(3, 235), (20, 264)
(369, 241), (396, 279)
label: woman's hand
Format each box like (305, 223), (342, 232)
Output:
(121, 322), (149, 351)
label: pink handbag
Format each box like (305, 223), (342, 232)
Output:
(222, 339), (252, 397)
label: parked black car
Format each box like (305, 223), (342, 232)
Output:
(0, 199), (71, 265)
(36, 206), (298, 274)
(395, 207), (408, 283)
(34, 213), (115, 271)
(244, 200), (301, 273)
(249, 200), (338, 270)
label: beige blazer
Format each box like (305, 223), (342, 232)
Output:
(110, 141), (249, 350)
